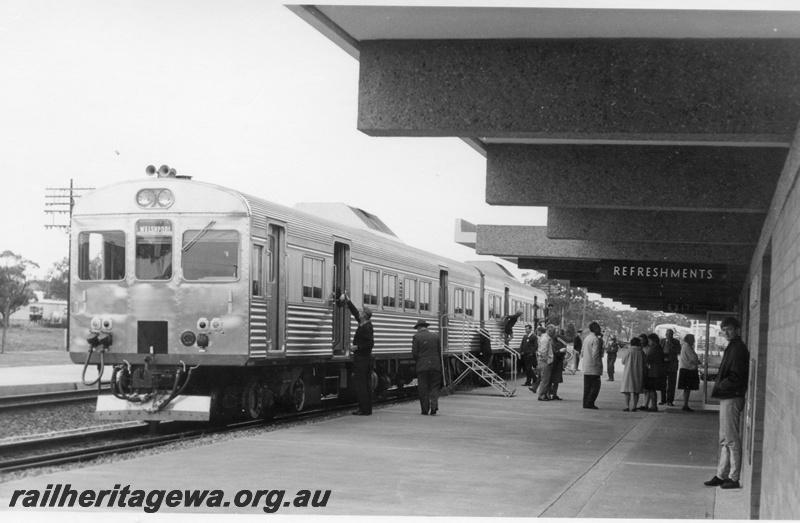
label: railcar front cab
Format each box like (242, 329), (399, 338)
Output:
(70, 173), (251, 421)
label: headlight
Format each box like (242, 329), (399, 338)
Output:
(101, 318), (113, 331)
(136, 189), (156, 207)
(180, 331), (197, 347)
(156, 190), (174, 208)
(197, 318), (209, 331)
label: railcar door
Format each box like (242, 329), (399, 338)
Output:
(332, 241), (350, 355)
(439, 268), (449, 348)
(266, 224), (286, 353)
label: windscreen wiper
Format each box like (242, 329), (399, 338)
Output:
(182, 220), (216, 252)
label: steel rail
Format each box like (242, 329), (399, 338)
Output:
(0, 389), (99, 411)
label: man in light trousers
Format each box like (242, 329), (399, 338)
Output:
(703, 316), (749, 490)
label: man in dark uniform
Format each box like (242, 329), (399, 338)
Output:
(412, 319), (442, 415)
(519, 324), (538, 387)
(341, 293), (374, 416)
(502, 309), (524, 345)
(660, 329), (681, 406)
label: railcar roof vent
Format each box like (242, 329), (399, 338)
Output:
(294, 203), (401, 241)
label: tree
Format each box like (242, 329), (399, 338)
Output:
(524, 275), (587, 329)
(522, 273), (690, 341)
(45, 257), (69, 300)
(0, 251), (38, 354)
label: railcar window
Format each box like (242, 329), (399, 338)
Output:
(135, 220), (173, 280)
(404, 278), (417, 310)
(454, 288), (464, 314)
(267, 234), (276, 283)
(302, 257), (324, 300)
(78, 231), (125, 281)
(419, 281), (431, 312)
(489, 295), (500, 320)
(252, 244), (264, 296)
(466, 290), (475, 317)
(182, 230), (239, 281)
(382, 273), (397, 308)
(363, 269), (379, 307)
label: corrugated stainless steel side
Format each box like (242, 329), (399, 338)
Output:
(364, 312), (418, 355)
(286, 303), (333, 356)
(249, 299), (268, 356)
(443, 316), (482, 352)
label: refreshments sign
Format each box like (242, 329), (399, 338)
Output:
(599, 261), (727, 284)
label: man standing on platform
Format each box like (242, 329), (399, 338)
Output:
(412, 319), (442, 415)
(660, 329), (681, 406)
(704, 316), (750, 490)
(534, 325), (555, 400)
(606, 335), (619, 381)
(582, 322), (604, 409)
(341, 293), (374, 416)
(519, 324), (538, 387)
(573, 330), (582, 372)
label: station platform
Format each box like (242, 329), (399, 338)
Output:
(0, 367), (748, 519)
(0, 364), (107, 396)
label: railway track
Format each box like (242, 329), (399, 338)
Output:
(0, 391), (416, 474)
(0, 388), (100, 411)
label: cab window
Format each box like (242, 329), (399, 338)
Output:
(182, 229), (239, 281)
(78, 231), (125, 281)
(136, 220), (173, 280)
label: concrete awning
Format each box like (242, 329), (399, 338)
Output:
(288, 1), (800, 315)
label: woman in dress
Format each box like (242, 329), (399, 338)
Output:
(644, 333), (665, 412)
(637, 333), (651, 410)
(620, 336), (645, 411)
(548, 328), (568, 400)
(678, 333), (700, 412)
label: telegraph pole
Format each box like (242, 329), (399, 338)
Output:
(44, 179), (94, 350)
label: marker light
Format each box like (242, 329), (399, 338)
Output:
(197, 318), (209, 331)
(137, 189), (156, 207)
(210, 318), (223, 331)
(156, 189), (174, 208)
(101, 318), (113, 331)
(90, 316), (102, 331)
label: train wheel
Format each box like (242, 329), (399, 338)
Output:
(243, 380), (265, 420)
(291, 377), (306, 412)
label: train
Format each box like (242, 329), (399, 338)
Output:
(69, 169), (547, 422)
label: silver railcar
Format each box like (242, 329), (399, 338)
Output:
(70, 173), (546, 421)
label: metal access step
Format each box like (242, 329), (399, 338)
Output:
(447, 351), (516, 397)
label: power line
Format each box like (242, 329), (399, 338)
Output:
(44, 179), (94, 231)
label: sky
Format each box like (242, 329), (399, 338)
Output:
(0, 0), (547, 283)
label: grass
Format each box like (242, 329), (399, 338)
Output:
(0, 323), (72, 367)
